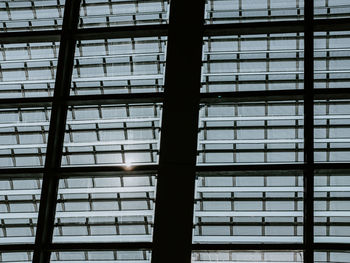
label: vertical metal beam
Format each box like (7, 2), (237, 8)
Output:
(151, 1), (205, 263)
(304, 0), (314, 262)
(33, 1), (81, 263)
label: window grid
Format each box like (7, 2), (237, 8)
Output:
(0, 0), (349, 263)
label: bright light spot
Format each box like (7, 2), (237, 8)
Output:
(124, 161), (134, 171)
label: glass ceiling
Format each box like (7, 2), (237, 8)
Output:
(0, 42), (59, 98)
(0, 107), (51, 168)
(0, 1), (349, 263)
(0, 178), (41, 244)
(53, 175), (156, 243)
(201, 33), (304, 93)
(62, 103), (161, 166)
(51, 250), (151, 262)
(71, 37), (167, 95)
(0, 0), (65, 32)
(197, 100), (304, 165)
(78, 0), (169, 28)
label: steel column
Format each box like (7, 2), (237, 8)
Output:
(32, 1), (81, 263)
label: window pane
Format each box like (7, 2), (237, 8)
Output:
(315, 251), (350, 263)
(315, 100), (350, 162)
(197, 101), (304, 165)
(192, 251), (303, 262)
(0, 42), (59, 98)
(315, 0), (350, 19)
(51, 250), (151, 262)
(62, 103), (161, 166)
(0, 107), (51, 168)
(53, 175), (156, 243)
(79, 0), (169, 28)
(0, 0), (64, 32)
(315, 31), (350, 90)
(202, 34), (304, 93)
(0, 252), (32, 263)
(315, 170), (350, 243)
(0, 178), (41, 244)
(205, 0), (304, 24)
(193, 171), (303, 244)
(71, 37), (166, 95)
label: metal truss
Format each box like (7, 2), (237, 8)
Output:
(0, 0), (350, 263)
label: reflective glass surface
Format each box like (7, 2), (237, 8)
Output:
(315, 100), (350, 162)
(193, 171), (303, 243)
(315, 31), (350, 90)
(192, 251), (303, 262)
(0, 0), (65, 32)
(0, 42), (60, 98)
(51, 250), (150, 262)
(202, 34), (304, 93)
(315, 0), (350, 19)
(78, 0), (169, 28)
(0, 107), (51, 168)
(0, 252), (32, 263)
(197, 101), (304, 165)
(71, 37), (166, 95)
(62, 103), (161, 166)
(315, 171), (350, 243)
(53, 175), (156, 243)
(315, 251), (350, 263)
(0, 178), (41, 244)
(204, 0), (304, 24)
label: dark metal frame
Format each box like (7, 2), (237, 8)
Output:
(0, 0), (349, 262)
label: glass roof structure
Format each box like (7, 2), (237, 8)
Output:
(0, 1), (350, 263)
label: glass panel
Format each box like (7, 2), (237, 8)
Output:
(53, 175), (156, 243)
(315, 170), (350, 243)
(205, 0), (304, 24)
(202, 34), (304, 93)
(0, 178), (41, 244)
(315, 251), (350, 263)
(79, 0), (169, 28)
(193, 171), (303, 244)
(315, 100), (350, 162)
(0, 42), (59, 98)
(314, 31), (350, 90)
(0, 252), (33, 263)
(315, 0), (350, 19)
(192, 251), (303, 262)
(197, 101), (304, 165)
(71, 37), (166, 95)
(51, 250), (151, 262)
(0, 107), (51, 168)
(62, 103), (161, 166)
(0, 0), (64, 32)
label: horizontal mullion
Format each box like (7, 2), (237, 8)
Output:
(0, 210), (153, 219)
(204, 20), (304, 36)
(0, 30), (61, 44)
(192, 243), (304, 250)
(195, 211), (303, 217)
(200, 139), (350, 144)
(204, 18), (350, 36)
(53, 235), (152, 243)
(2, 88), (350, 108)
(1, 163), (350, 178)
(1, 18), (349, 46)
(1, 242), (350, 252)
(49, 242), (152, 251)
(0, 186), (154, 196)
(196, 186), (303, 192)
(74, 24), (168, 40)
(193, 236), (303, 243)
(196, 222), (303, 227)
(196, 211), (350, 217)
